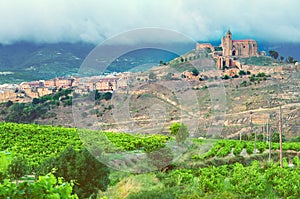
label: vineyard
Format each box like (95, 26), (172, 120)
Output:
(193, 139), (300, 161)
(0, 122), (300, 198)
(0, 122), (170, 168)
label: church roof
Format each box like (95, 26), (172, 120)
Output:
(233, 39), (255, 43)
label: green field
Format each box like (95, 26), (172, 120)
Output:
(0, 122), (299, 198)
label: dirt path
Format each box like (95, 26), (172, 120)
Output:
(226, 102), (300, 117)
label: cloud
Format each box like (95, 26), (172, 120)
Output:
(0, 0), (300, 44)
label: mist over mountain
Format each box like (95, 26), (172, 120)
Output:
(0, 42), (189, 84)
(0, 40), (299, 84)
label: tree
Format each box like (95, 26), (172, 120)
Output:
(102, 92), (112, 101)
(37, 146), (110, 198)
(148, 72), (157, 81)
(271, 132), (285, 143)
(286, 56), (297, 64)
(163, 72), (173, 80)
(269, 50), (279, 60)
(249, 74), (256, 82)
(170, 123), (189, 144)
(222, 74), (230, 80)
(159, 60), (165, 65)
(5, 100), (13, 107)
(238, 70), (246, 76)
(8, 156), (30, 185)
(32, 98), (40, 104)
(191, 68), (199, 76)
(280, 56), (284, 62)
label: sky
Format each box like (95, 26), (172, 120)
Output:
(0, 0), (300, 44)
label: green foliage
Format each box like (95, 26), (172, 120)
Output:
(147, 147), (174, 170)
(248, 72), (269, 83)
(286, 56), (297, 64)
(37, 147), (110, 198)
(5, 100), (13, 107)
(256, 72), (267, 77)
(289, 136), (300, 142)
(214, 46), (222, 51)
(269, 50), (279, 59)
(4, 89), (73, 123)
(0, 151), (11, 172)
(2, 122), (300, 198)
(249, 74), (256, 82)
(169, 123), (189, 144)
(8, 156), (30, 182)
(265, 165), (300, 198)
(271, 132), (286, 143)
(169, 122), (182, 135)
(240, 80), (248, 87)
(191, 68), (199, 76)
(4, 102), (49, 123)
(94, 90), (112, 101)
(245, 141), (254, 154)
(230, 161), (266, 197)
(0, 173), (78, 198)
(155, 161), (300, 198)
(197, 166), (228, 194)
(103, 132), (170, 152)
(222, 74), (230, 80)
(0, 122), (83, 168)
(238, 70), (247, 76)
(162, 72), (174, 80)
(280, 55), (284, 62)
(216, 141), (234, 157)
(233, 141), (245, 156)
(293, 156), (300, 167)
(193, 139), (300, 161)
(240, 56), (280, 66)
(127, 187), (177, 199)
(0, 122), (170, 168)
(256, 142), (267, 153)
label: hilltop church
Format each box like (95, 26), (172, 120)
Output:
(221, 30), (258, 57)
(196, 30), (260, 69)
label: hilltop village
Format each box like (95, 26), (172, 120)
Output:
(0, 74), (128, 103)
(0, 30), (299, 104)
(181, 30), (299, 79)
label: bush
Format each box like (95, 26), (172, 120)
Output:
(169, 123), (189, 144)
(147, 147), (174, 170)
(127, 187), (177, 199)
(240, 80), (247, 87)
(222, 74), (230, 80)
(0, 173), (78, 198)
(37, 147), (110, 198)
(191, 68), (199, 76)
(230, 161), (266, 197)
(8, 156), (31, 184)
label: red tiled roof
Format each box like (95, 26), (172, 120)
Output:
(233, 39), (255, 42)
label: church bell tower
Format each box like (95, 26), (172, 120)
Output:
(222, 29), (233, 56)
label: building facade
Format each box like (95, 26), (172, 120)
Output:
(222, 30), (258, 57)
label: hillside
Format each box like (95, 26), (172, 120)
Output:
(0, 42), (181, 84)
(0, 42), (94, 84)
(0, 50), (299, 140)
